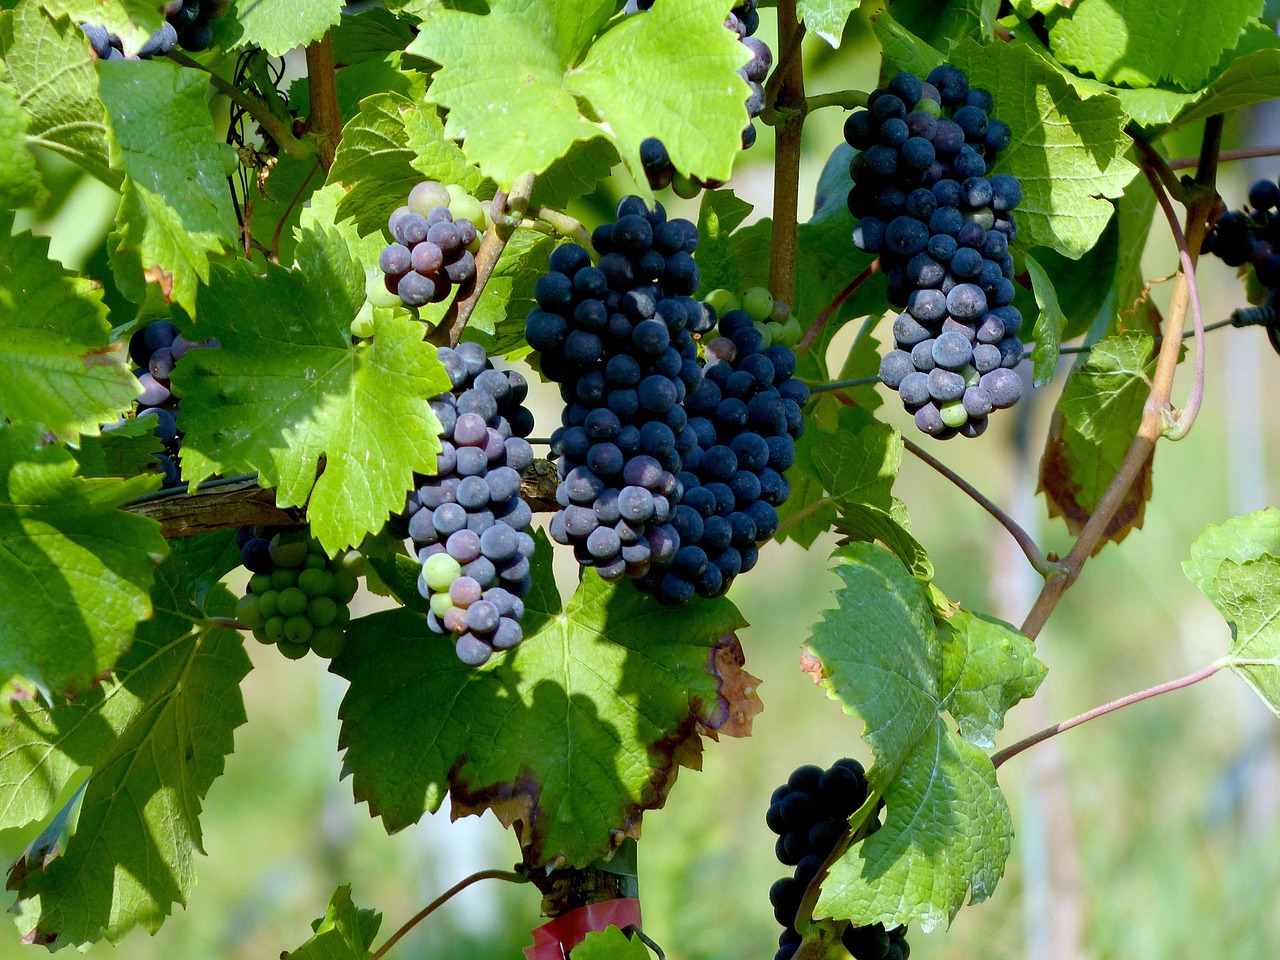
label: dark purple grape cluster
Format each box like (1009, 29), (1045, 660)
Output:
(397, 343), (537, 667)
(633, 311), (804, 604)
(634, 0), (771, 196)
(234, 527), (361, 660)
(1202, 178), (1280, 351)
(844, 67), (1025, 439)
(80, 0), (227, 59)
(528, 196), (714, 584)
(110, 319), (216, 488)
(380, 182), (482, 309)
(767, 760), (910, 960)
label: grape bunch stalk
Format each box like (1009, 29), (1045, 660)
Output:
(845, 67), (1026, 439)
(80, 0), (228, 60)
(398, 343), (538, 667)
(1201, 177), (1280, 352)
(767, 760), (911, 960)
(380, 181), (487, 309)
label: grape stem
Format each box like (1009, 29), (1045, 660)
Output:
(804, 89), (870, 114)
(991, 659), (1228, 770)
(304, 35), (342, 172)
(1168, 143), (1280, 171)
(368, 869), (529, 960)
(902, 437), (1061, 578)
(525, 206), (592, 247)
(204, 617), (243, 631)
(1017, 117), (1223, 642)
(808, 376), (882, 393)
(1051, 318), (1234, 356)
(165, 50), (314, 162)
(768, 0), (806, 306)
(797, 259), (881, 354)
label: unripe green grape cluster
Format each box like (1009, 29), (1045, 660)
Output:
(702, 285), (802, 348)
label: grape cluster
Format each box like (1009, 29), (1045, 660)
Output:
(702, 285), (803, 347)
(767, 760), (910, 960)
(235, 528), (361, 660)
(80, 0), (227, 59)
(633, 306), (804, 604)
(634, 0), (771, 196)
(399, 343), (537, 667)
(529, 197), (713, 583)
(110, 319), (216, 488)
(1201, 177), (1280, 351)
(844, 67), (1025, 439)
(380, 181), (486, 309)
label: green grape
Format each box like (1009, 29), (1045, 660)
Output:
(742, 286), (775, 322)
(965, 207), (995, 229)
(269, 532), (308, 569)
(939, 401), (969, 428)
(351, 302), (377, 339)
(430, 591), (454, 618)
(914, 97), (942, 118)
(448, 190), (485, 228)
(423, 553), (463, 591)
(766, 321), (786, 344)
(753, 321), (774, 348)
(278, 586), (309, 618)
(704, 288), (738, 316)
(408, 180), (451, 216)
(310, 625), (346, 659)
(277, 639), (310, 660)
(270, 567), (299, 591)
(776, 316), (804, 346)
(332, 570), (360, 603)
(306, 595), (339, 627)
(335, 603), (351, 627)
(257, 589), (281, 619)
(263, 616), (286, 643)
(298, 567), (335, 598)
(339, 551), (366, 577)
(304, 554), (326, 570)
(307, 537), (326, 555)
(248, 573), (273, 594)
(236, 594), (265, 630)
(672, 174), (700, 200)
(251, 628), (273, 646)
(962, 364), (980, 387)
(284, 615), (314, 644)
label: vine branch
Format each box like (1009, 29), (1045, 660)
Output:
(797, 259), (880, 353)
(369, 869), (529, 960)
(804, 89), (869, 113)
(768, 0), (805, 305)
(304, 35), (342, 172)
(1168, 143), (1280, 170)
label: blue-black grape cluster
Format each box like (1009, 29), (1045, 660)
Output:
(380, 181), (485, 309)
(767, 760), (910, 960)
(398, 343), (538, 667)
(844, 67), (1025, 439)
(1202, 177), (1280, 352)
(528, 197), (714, 585)
(633, 0), (771, 196)
(80, 0), (227, 59)
(110, 319), (216, 488)
(234, 527), (361, 660)
(632, 308), (805, 604)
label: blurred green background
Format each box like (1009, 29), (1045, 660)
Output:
(8, 6), (1280, 959)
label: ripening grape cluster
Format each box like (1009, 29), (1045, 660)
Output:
(767, 760), (910, 960)
(634, 0), (771, 197)
(1202, 178), (1280, 286)
(845, 67), (1026, 439)
(380, 181), (487, 309)
(109, 319), (216, 488)
(399, 343), (538, 667)
(530, 197), (712, 585)
(633, 307), (806, 604)
(235, 528), (361, 660)
(80, 0), (227, 60)
(703, 285), (803, 347)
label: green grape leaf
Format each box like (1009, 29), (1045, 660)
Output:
(409, 0), (748, 197)
(872, 9), (945, 79)
(1184, 509), (1280, 609)
(0, 423), (166, 700)
(1048, 0), (1262, 91)
(173, 226), (450, 554)
(0, 229), (140, 440)
(288, 53), (429, 130)
(30, 0), (161, 54)
(945, 39), (1137, 259)
(694, 189), (757, 296)
(1213, 556), (1280, 718)
(810, 407), (901, 514)
(806, 543), (1041, 930)
(798, 0), (866, 48)
(331, 536), (758, 868)
(330, 6), (417, 64)
(0, 75), (45, 208)
(98, 60), (238, 314)
(1173, 23), (1280, 127)
(246, 148), (325, 268)
(779, 423), (839, 549)
(0, 2), (112, 183)
(72, 416), (163, 479)
(832, 501), (933, 581)
(1024, 252), (1067, 387)
(6, 537), (250, 948)
(885, 0), (999, 52)
(287, 886), (382, 960)
(1040, 332), (1156, 546)
(574, 926), (652, 960)
(222, 0), (344, 57)
(465, 228), (556, 359)
(528, 137), (620, 211)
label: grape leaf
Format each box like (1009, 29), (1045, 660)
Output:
(409, 0), (748, 198)
(1213, 556), (1280, 718)
(1173, 22), (1280, 127)
(30, 0), (161, 54)
(798, 0), (865, 48)
(221, 0), (344, 57)
(0, 75), (44, 208)
(0, 229), (140, 440)
(97, 60), (238, 314)
(1048, 0), (1262, 91)
(1025, 252), (1067, 387)
(0, 2), (112, 183)
(832, 500), (933, 581)
(871, 9), (945, 79)
(288, 53), (429, 131)
(330, 6), (416, 64)
(0, 423), (166, 700)
(1184, 509), (1280, 609)
(286, 885), (382, 960)
(810, 407), (901, 515)
(574, 925), (652, 960)
(694, 189), (757, 297)
(885, 0), (998, 52)
(173, 226), (451, 554)
(6, 537), (250, 948)
(528, 137), (621, 211)
(946, 39), (1137, 259)
(806, 543), (1043, 931)
(1039, 333), (1156, 547)
(331, 536), (757, 868)
(71, 416), (163, 479)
